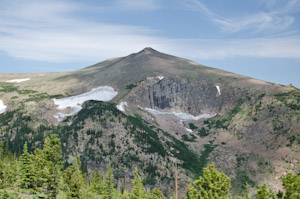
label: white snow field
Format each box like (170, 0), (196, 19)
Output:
(52, 86), (118, 121)
(216, 85), (221, 95)
(143, 107), (216, 120)
(185, 128), (193, 133)
(6, 78), (31, 83)
(117, 101), (128, 112)
(157, 76), (164, 80)
(0, 100), (7, 114)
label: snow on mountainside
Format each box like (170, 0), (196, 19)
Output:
(52, 86), (118, 121)
(6, 78), (31, 83)
(0, 99), (7, 114)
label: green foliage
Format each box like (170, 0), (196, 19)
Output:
(143, 176), (157, 186)
(255, 184), (275, 199)
(189, 123), (198, 130)
(185, 163), (231, 199)
(3, 136), (300, 198)
(126, 84), (137, 90)
(275, 90), (300, 111)
(130, 168), (148, 199)
(206, 107), (244, 130)
(20, 142), (36, 190)
(151, 188), (165, 199)
(182, 134), (197, 142)
(281, 173), (300, 199)
(90, 171), (104, 195)
(0, 83), (18, 92)
(128, 115), (167, 157)
(198, 127), (209, 137)
(66, 156), (88, 198)
(0, 189), (18, 199)
(198, 144), (215, 176)
(102, 164), (116, 199)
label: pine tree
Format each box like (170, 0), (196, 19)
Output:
(90, 171), (104, 195)
(245, 182), (250, 199)
(123, 189), (130, 199)
(238, 182), (250, 199)
(41, 134), (63, 198)
(130, 168), (148, 199)
(20, 142), (36, 190)
(281, 173), (300, 199)
(67, 156), (88, 198)
(151, 188), (165, 199)
(102, 164), (116, 199)
(0, 142), (4, 188)
(255, 184), (275, 199)
(32, 147), (48, 193)
(1, 153), (18, 188)
(185, 163), (231, 199)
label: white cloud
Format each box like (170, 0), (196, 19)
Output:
(185, 0), (295, 34)
(0, 0), (299, 64)
(0, 0), (165, 62)
(166, 38), (300, 59)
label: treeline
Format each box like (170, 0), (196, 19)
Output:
(0, 134), (164, 199)
(1, 135), (300, 199)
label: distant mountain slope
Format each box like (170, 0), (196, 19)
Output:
(0, 48), (299, 197)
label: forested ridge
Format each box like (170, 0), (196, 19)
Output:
(1, 135), (300, 199)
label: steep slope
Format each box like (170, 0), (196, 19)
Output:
(0, 48), (299, 197)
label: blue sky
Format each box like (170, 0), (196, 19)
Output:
(0, 0), (300, 88)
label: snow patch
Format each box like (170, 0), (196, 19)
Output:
(6, 78), (31, 83)
(185, 128), (193, 133)
(143, 107), (216, 120)
(216, 85), (221, 95)
(117, 101), (128, 112)
(157, 76), (164, 80)
(0, 100), (7, 114)
(52, 86), (118, 121)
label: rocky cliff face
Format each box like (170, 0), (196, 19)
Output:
(129, 77), (244, 116)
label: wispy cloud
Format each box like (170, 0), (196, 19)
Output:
(261, 0), (300, 13)
(114, 0), (160, 11)
(185, 0), (295, 34)
(0, 0), (300, 64)
(167, 38), (300, 60)
(0, 0), (164, 62)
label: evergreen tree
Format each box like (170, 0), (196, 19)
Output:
(0, 142), (4, 188)
(238, 182), (250, 199)
(1, 154), (18, 189)
(130, 168), (148, 199)
(67, 156), (88, 198)
(123, 189), (130, 199)
(41, 134), (63, 198)
(102, 164), (116, 199)
(151, 188), (165, 199)
(20, 142), (36, 190)
(281, 173), (300, 199)
(90, 171), (104, 195)
(185, 163), (231, 199)
(255, 184), (275, 199)
(32, 147), (49, 193)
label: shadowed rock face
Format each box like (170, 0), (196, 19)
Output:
(130, 77), (243, 115)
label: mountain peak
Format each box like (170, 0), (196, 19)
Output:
(137, 47), (159, 55)
(142, 47), (155, 51)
